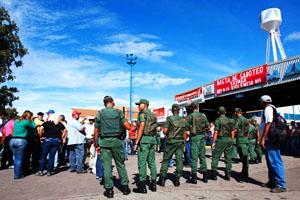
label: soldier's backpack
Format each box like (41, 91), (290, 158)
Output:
(218, 117), (234, 137)
(264, 106), (287, 147)
(99, 108), (124, 137)
(143, 111), (158, 136)
(190, 112), (207, 135)
(168, 116), (187, 139)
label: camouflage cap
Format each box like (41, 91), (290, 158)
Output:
(235, 108), (242, 113)
(135, 99), (149, 106)
(218, 106), (226, 114)
(172, 103), (180, 111)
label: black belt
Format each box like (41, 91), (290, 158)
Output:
(12, 136), (27, 139)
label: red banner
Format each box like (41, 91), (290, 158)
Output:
(153, 107), (165, 118)
(175, 86), (203, 102)
(215, 64), (267, 95)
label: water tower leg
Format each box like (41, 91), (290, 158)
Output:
(266, 34), (271, 64)
(271, 30), (278, 62)
(274, 31), (287, 60)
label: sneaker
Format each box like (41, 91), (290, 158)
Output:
(9, 165), (14, 169)
(47, 171), (54, 176)
(270, 187), (287, 193)
(36, 171), (44, 176)
(77, 170), (87, 174)
(262, 181), (275, 188)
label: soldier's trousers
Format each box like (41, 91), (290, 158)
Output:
(138, 143), (157, 182)
(191, 134), (207, 173)
(232, 138), (239, 159)
(211, 137), (233, 172)
(101, 146), (129, 189)
(237, 138), (249, 174)
(160, 141), (184, 178)
(248, 139), (257, 160)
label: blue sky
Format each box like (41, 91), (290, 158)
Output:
(1, 0), (300, 116)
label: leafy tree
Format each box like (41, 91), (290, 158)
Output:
(0, 7), (27, 113)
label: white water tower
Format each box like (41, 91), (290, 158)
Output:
(260, 8), (286, 64)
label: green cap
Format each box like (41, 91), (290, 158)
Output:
(103, 96), (114, 102)
(190, 102), (198, 109)
(172, 103), (180, 111)
(235, 108), (242, 113)
(135, 99), (149, 106)
(218, 106), (226, 114)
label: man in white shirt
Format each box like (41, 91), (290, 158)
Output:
(67, 111), (86, 173)
(83, 118), (95, 170)
(260, 95), (286, 193)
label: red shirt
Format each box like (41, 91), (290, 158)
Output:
(129, 125), (137, 139)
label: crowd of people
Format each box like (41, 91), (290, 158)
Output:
(0, 94), (296, 198)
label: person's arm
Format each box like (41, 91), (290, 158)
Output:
(260, 123), (271, 149)
(260, 106), (273, 149)
(94, 111), (101, 154)
(256, 128), (260, 144)
(61, 128), (67, 144)
(134, 122), (145, 151)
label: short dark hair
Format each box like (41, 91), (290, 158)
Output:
(103, 96), (114, 106)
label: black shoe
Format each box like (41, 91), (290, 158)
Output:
(189, 173), (197, 184)
(174, 177), (180, 187)
(249, 160), (255, 164)
(157, 176), (166, 187)
(77, 170), (87, 174)
(150, 180), (157, 192)
(122, 185), (131, 195)
(104, 188), (114, 198)
(262, 181), (276, 188)
(99, 178), (104, 185)
(225, 171), (231, 181)
(36, 171), (44, 176)
(133, 182), (147, 193)
(212, 171), (217, 181)
(257, 157), (262, 163)
(203, 172), (208, 183)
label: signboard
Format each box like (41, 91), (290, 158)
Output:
(153, 107), (165, 119)
(203, 83), (215, 99)
(215, 64), (268, 95)
(175, 86), (204, 104)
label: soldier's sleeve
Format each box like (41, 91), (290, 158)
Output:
(164, 117), (171, 129)
(214, 119), (220, 132)
(139, 112), (146, 123)
(94, 111), (101, 129)
(119, 109), (126, 124)
(234, 118), (240, 130)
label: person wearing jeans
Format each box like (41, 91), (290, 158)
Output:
(69, 143), (85, 172)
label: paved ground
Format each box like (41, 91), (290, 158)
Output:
(0, 149), (300, 200)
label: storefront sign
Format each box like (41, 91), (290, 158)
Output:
(215, 64), (267, 95)
(153, 107), (165, 119)
(175, 86), (204, 103)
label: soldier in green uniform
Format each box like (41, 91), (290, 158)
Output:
(251, 118), (262, 163)
(157, 104), (188, 187)
(134, 99), (157, 193)
(232, 138), (239, 163)
(155, 127), (161, 152)
(188, 102), (209, 184)
(248, 118), (259, 164)
(211, 107), (234, 181)
(232, 108), (250, 178)
(93, 96), (132, 198)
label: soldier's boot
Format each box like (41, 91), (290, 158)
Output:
(104, 188), (114, 198)
(212, 170), (217, 181)
(157, 176), (166, 187)
(174, 177), (180, 187)
(122, 185), (131, 195)
(257, 157), (262, 164)
(203, 172), (208, 183)
(224, 171), (231, 181)
(137, 182), (147, 193)
(189, 173), (197, 184)
(149, 180), (157, 192)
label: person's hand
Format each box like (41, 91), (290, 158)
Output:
(96, 146), (101, 155)
(40, 137), (46, 143)
(134, 144), (138, 152)
(260, 138), (265, 149)
(211, 143), (216, 150)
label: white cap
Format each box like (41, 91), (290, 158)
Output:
(260, 95), (272, 103)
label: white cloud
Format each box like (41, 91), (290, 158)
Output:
(95, 33), (174, 62)
(284, 32), (300, 42)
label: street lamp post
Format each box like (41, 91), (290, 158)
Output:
(126, 54), (137, 122)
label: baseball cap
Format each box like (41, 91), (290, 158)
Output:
(218, 106), (226, 114)
(72, 110), (81, 117)
(135, 99), (149, 106)
(37, 112), (44, 116)
(172, 103), (180, 111)
(46, 109), (55, 114)
(260, 95), (272, 103)
(235, 108), (242, 113)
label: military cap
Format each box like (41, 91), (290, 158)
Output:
(218, 106), (226, 114)
(190, 102), (198, 109)
(135, 99), (149, 106)
(172, 103), (180, 111)
(103, 96), (114, 102)
(235, 108), (242, 113)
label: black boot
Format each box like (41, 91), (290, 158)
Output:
(225, 171), (231, 181)
(157, 176), (166, 187)
(212, 171), (217, 180)
(133, 181), (147, 193)
(257, 157), (262, 163)
(189, 173), (197, 184)
(203, 172), (208, 183)
(174, 177), (180, 187)
(122, 185), (131, 195)
(150, 180), (157, 192)
(104, 188), (114, 198)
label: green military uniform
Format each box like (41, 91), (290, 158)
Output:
(248, 123), (257, 161)
(95, 107), (129, 190)
(189, 111), (209, 174)
(211, 114), (234, 174)
(234, 112), (250, 176)
(254, 122), (263, 162)
(137, 109), (157, 183)
(159, 114), (188, 178)
(155, 131), (161, 152)
(232, 138), (239, 160)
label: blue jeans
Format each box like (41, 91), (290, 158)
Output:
(69, 144), (85, 172)
(9, 138), (27, 179)
(185, 141), (192, 165)
(265, 141), (286, 188)
(129, 139), (136, 155)
(96, 154), (104, 178)
(123, 140), (128, 160)
(39, 138), (60, 172)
